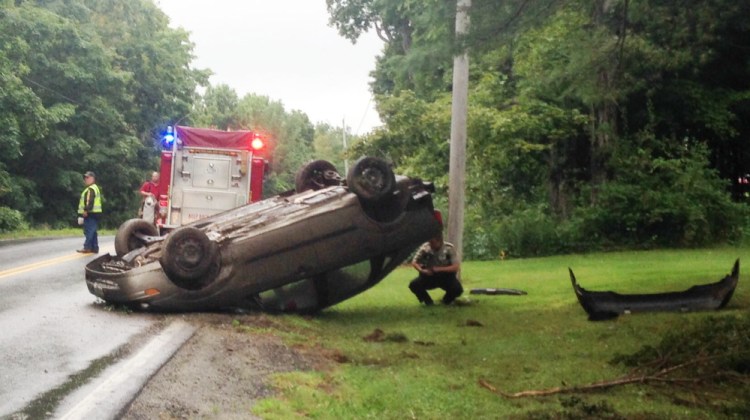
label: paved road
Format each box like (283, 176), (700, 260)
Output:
(0, 236), (190, 418)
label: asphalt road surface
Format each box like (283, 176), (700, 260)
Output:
(0, 236), (190, 418)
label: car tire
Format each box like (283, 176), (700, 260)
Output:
(361, 179), (410, 222)
(115, 218), (159, 257)
(347, 156), (395, 202)
(160, 227), (217, 288)
(295, 160), (342, 193)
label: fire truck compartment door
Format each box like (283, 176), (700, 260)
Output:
(192, 157), (231, 189)
(181, 190), (242, 223)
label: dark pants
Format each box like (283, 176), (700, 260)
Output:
(409, 272), (463, 305)
(83, 214), (99, 252)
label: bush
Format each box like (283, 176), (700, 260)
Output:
(0, 207), (29, 232)
(461, 141), (746, 258)
(495, 206), (563, 257)
(574, 142), (747, 247)
(463, 205), (592, 259)
(611, 315), (750, 415)
(734, 212), (750, 247)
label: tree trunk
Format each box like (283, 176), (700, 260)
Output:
(590, 99), (616, 188)
(588, 0), (621, 199)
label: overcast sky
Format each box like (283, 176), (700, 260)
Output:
(155, 0), (384, 135)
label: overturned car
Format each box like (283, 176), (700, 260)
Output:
(85, 157), (441, 313)
(570, 259), (740, 321)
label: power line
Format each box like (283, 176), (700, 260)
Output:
(20, 75), (128, 133)
(355, 96), (373, 135)
(21, 76), (82, 106)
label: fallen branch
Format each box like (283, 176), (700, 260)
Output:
(485, 354), (731, 398)
(492, 374), (649, 398)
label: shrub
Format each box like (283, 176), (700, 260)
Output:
(462, 205), (600, 259)
(611, 315), (750, 415)
(0, 207), (29, 232)
(574, 142), (747, 247)
(494, 206), (562, 257)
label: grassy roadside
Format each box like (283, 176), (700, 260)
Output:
(0, 228), (116, 241)
(245, 246), (749, 419)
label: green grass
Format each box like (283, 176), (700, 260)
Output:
(0, 227), (116, 240)
(249, 246), (750, 419)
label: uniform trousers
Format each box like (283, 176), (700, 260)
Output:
(409, 272), (463, 304)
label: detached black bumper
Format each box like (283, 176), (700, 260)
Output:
(570, 259), (740, 321)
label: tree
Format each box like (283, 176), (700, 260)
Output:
(192, 87), (316, 196)
(332, 0), (750, 257)
(327, 0), (455, 98)
(313, 122), (362, 173)
(0, 6), (50, 220)
(191, 84), (241, 130)
(0, 0), (206, 226)
(1, 3), (111, 225)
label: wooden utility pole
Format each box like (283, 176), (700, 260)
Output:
(448, 0), (471, 263)
(342, 118), (349, 174)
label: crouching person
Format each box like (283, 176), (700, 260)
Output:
(409, 233), (463, 305)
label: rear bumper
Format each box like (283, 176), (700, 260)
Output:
(570, 259), (740, 320)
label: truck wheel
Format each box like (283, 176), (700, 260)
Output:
(295, 160), (342, 193)
(115, 219), (159, 257)
(160, 227), (217, 288)
(347, 157), (395, 203)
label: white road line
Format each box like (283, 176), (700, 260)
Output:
(57, 320), (196, 420)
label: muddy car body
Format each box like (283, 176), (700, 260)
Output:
(85, 158), (441, 313)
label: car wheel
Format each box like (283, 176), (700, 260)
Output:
(160, 227), (217, 288)
(347, 156), (395, 202)
(115, 218), (159, 257)
(361, 179), (410, 222)
(295, 160), (342, 193)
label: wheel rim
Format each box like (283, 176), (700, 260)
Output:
(358, 167), (386, 194)
(174, 238), (205, 269)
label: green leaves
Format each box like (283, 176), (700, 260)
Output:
(0, 0), (206, 226)
(190, 86), (317, 197)
(327, 0), (750, 257)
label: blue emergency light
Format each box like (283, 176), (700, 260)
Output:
(161, 126), (175, 149)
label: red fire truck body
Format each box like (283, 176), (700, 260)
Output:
(156, 125), (266, 231)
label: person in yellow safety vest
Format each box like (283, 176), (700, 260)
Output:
(77, 171), (102, 254)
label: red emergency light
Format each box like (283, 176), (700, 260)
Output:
(251, 134), (264, 151)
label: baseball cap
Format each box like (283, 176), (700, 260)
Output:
(84, 171), (96, 178)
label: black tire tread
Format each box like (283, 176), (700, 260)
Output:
(114, 218), (159, 257)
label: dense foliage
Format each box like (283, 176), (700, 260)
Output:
(188, 84), (362, 197)
(0, 0), (205, 227)
(0, 0), (358, 228)
(328, 0), (750, 258)
(2, 0), (747, 257)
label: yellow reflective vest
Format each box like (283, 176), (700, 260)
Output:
(78, 184), (102, 214)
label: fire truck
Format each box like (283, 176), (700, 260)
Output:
(155, 125), (267, 232)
